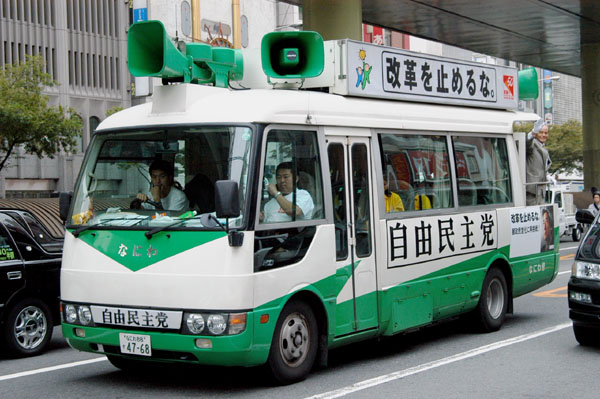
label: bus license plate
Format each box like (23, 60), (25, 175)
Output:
(119, 333), (152, 357)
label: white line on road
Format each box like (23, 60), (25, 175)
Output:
(558, 270), (571, 276)
(559, 245), (579, 251)
(0, 357), (107, 382)
(307, 322), (572, 399)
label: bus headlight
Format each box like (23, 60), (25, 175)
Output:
(573, 261), (600, 280)
(182, 311), (247, 335)
(65, 304), (78, 324)
(186, 314), (205, 334)
(78, 306), (93, 325)
(207, 314), (227, 335)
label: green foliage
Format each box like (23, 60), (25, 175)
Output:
(106, 106), (124, 118)
(0, 56), (82, 172)
(546, 119), (583, 174)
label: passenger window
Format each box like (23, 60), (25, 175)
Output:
(254, 129), (323, 272)
(328, 144), (348, 260)
(0, 227), (18, 262)
(379, 133), (453, 211)
(452, 136), (512, 205)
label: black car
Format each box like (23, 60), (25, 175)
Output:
(569, 209), (600, 346)
(0, 209), (63, 356)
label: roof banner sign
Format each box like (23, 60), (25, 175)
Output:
(344, 40), (519, 109)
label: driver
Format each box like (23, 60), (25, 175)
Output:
(260, 162), (314, 223)
(136, 160), (189, 211)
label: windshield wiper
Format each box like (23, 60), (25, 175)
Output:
(145, 211), (198, 239)
(72, 218), (128, 238)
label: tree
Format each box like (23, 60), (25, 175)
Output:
(546, 119), (583, 175)
(513, 119), (583, 175)
(0, 56), (82, 172)
(106, 106), (124, 118)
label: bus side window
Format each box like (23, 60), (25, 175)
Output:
(379, 133), (453, 211)
(254, 129), (324, 272)
(328, 143), (348, 260)
(452, 136), (512, 205)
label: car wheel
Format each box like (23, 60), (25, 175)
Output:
(3, 298), (53, 357)
(572, 227), (582, 242)
(473, 268), (508, 333)
(267, 301), (318, 385)
(573, 324), (597, 346)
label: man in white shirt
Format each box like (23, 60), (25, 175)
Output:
(136, 159), (189, 211)
(261, 162), (314, 223)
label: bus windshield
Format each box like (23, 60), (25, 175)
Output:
(67, 126), (253, 230)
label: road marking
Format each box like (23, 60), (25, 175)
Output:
(560, 254), (575, 260)
(0, 357), (107, 382)
(307, 322), (572, 399)
(557, 270), (571, 276)
(533, 286), (568, 297)
(559, 245), (579, 251)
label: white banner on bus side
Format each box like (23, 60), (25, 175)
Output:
(509, 205), (555, 258)
(386, 211), (497, 268)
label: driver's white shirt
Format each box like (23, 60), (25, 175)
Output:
(263, 189), (314, 223)
(142, 187), (189, 211)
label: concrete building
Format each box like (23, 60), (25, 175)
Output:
(0, 0), (131, 198)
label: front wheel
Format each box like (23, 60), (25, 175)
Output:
(572, 227), (582, 242)
(473, 268), (508, 333)
(573, 324), (598, 346)
(267, 301), (318, 385)
(3, 298), (53, 357)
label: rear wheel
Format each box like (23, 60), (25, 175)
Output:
(573, 324), (597, 346)
(572, 227), (582, 242)
(473, 268), (508, 332)
(3, 298), (53, 357)
(267, 301), (318, 385)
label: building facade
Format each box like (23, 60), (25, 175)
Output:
(0, 0), (131, 198)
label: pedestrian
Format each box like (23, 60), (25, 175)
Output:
(526, 119), (551, 205)
(588, 191), (600, 217)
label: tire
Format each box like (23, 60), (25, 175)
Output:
(473, 268), (508, 333)
(573, 324), (598, 346)
(267, 301), (318, 385)
(3, 298), (53, 357)
(572, 227), (582, 242)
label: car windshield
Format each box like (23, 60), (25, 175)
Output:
(579, 222), (600, 261)
(68, 126), (253, 230)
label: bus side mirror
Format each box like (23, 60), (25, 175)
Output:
(215, 180), (240, 219)
(576, 209), (595, 225)
(59, 192), (73, 224)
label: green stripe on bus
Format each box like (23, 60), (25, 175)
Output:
(73, 229), (227, 271)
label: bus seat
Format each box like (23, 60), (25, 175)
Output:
(184, 173), (215, 213)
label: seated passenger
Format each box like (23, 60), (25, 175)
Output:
(261, 162), (314, 223)
(136, 159), (189, 211)
(414, 192), (432, 210)
(384, 176), (405, 212)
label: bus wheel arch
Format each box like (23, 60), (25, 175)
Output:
(266, 291), (326, 384)
(473, 262), (511, 333)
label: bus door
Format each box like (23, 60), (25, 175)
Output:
(328, 137), (378, 337)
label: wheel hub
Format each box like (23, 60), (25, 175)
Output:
(279, 312), (309, 367)
(14, 306), (47, 350)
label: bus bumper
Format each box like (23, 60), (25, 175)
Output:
(62, 316), (272, 367)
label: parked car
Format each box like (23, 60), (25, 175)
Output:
(568, 209), (600, 345)
(0, 209), (63, 356)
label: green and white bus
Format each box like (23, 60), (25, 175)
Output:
(60, 21), (558, 384)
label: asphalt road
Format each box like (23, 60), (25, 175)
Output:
(1, 240), (597, 399)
